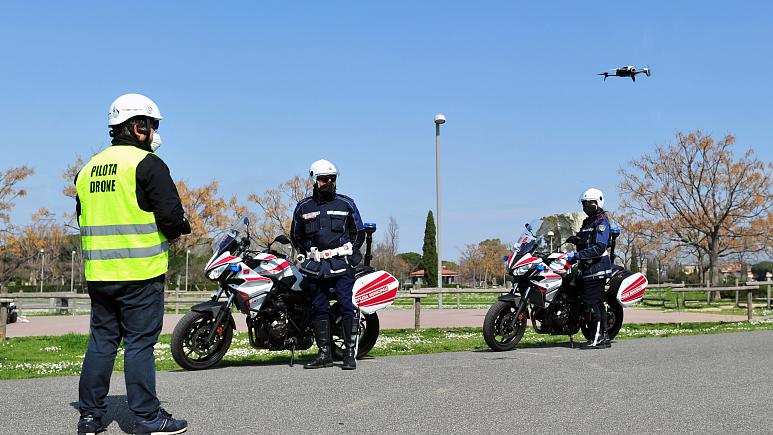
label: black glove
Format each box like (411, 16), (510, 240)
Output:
(181, 217), (192, 235)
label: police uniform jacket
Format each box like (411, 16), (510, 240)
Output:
(574, 211), (612, 279)
(291, 192), (365, 278)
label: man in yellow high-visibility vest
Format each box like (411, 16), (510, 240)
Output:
(75, 94), (190, 435)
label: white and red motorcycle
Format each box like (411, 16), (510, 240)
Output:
(482, 218), (648, 351)
(171, 217), (399, 370)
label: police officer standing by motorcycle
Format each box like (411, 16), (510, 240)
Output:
(75, 94), (190, 434)
(291, 159), (365, 370)
(566, 188), (612, 350)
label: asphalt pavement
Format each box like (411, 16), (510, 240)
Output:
(2, 331), (771, 434)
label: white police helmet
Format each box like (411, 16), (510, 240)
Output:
(108, 93), (163, 126)
(579, 188), (605, 208)
(309, 159), (338, 180)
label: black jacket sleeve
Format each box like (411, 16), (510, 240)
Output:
(74, 171), (81, 220)
(135, 154), (190, 240)
(290, 203), (306, 252)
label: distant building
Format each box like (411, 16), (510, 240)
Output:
(718, 263), (755, 281)
(681, 264), (699, 275)
(409, 269), (459, 287)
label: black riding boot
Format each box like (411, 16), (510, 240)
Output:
(304, 320), (334, 369)
(581, 305), (610, 350)
(341, 318), (358, 370)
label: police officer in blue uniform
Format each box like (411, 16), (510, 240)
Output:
(291, 159), (366, 370)
(566, 188), (612, 349)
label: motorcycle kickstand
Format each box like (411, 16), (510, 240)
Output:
(288, 339), (297, 367)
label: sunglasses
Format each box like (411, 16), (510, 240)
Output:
(316, 175), (336, 183)
(150, 119), (160, 131)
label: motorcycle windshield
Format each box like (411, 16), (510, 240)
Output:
(512, 217), (564, 256)
(211, 215), (249, 256)
(512, 218), (543, 257)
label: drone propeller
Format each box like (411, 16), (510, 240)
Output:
(643, 65), (652, 77)
(597, 72), (609, 80)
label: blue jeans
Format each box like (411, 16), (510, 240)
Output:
(307, 273), (356, 321)
(78, 279), (164, 422)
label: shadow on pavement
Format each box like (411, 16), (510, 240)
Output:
(70, 395), (135, 434)
(471, 340), (578, 353)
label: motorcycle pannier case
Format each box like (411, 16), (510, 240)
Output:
(609, 270), (648, 307)
(352, 270), (399, 314)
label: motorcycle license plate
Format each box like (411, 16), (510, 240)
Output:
(352, 271), (399, 314)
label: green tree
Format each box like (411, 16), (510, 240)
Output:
(751, 261), (773, 281)
(422, 210), (438, 287)
(398, 252), (422, 271)
(645, 257), (658, 282)
(630, 248), (640, 273)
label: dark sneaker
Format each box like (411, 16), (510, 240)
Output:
(134, 408), (187, 435)
(77, 414), (106, 435)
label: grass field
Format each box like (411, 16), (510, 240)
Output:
(1, 320), (771, 380)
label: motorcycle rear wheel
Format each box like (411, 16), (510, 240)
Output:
(171, 311), (233, 371)
(330, 304), (380, 360)
(483, 301), (527, 351)
(581, 295), (624, 342)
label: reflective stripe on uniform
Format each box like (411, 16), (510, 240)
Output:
(326, 211), (348, 216)
(83, 241), (169, 261)
(80, 222), (160, 237)
(583, 269), (612, 278)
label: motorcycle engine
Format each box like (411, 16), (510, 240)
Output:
(533, 296), (572, 334)
(269, 312), (288, 341)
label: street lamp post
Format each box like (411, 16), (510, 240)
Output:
(185, 249), (190, 292)
(39, 249), (45, 292)
(70, 250), (75, 293)
(434, 113), (446, 308)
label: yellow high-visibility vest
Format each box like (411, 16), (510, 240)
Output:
(76, 145), (169, 281)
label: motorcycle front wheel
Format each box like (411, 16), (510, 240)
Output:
(581, 295), (624, 342)
(483, 301), (528, 351)
(330, 303), (380, 360)
(171, 311), (233, 371)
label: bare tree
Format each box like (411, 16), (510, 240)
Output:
(0, 166), (34, 234)
(619, 131), (772, 287)
(372, 217), (410, 278)
(459, 243), (483, 287)
(249, 176), (312, 249)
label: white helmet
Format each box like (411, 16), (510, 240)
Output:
(579, 188), (605, 208)
(309, 159), (338, 179)
(150, 132), (162, 152)
(108, 93), (163, 126)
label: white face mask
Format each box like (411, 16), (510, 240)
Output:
(150, 132), (162, 152)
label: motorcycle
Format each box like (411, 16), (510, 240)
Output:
(171, 216), (399, 370)
(482, 218), (648, 351)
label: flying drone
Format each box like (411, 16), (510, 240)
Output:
(598, 65), (651, 81)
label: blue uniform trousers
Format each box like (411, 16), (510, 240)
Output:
(306, 272), (357, 321)
(78, 279), (164, 422)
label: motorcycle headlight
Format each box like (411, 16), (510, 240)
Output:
(512, 264), (531, 276)
(208, 264), (227, 280)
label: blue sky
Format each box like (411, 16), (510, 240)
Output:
(1, 1), (771, 260)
